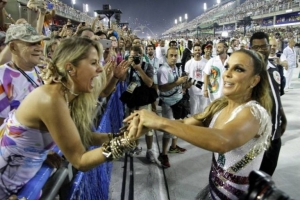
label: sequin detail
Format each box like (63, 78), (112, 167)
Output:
(207, 100), (272, 200)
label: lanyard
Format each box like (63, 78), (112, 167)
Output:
(13, 62), (42, 88)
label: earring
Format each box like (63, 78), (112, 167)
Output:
(250, 85), (254, 88)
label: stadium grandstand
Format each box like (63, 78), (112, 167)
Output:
(162, 0), (300, 38)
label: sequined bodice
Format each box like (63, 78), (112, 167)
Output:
(208, 101), (272, 200)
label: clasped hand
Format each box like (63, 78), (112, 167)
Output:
(123, 110), (161, 140)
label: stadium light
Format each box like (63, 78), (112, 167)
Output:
(179, 16), (182, 22)
(217, 0), (221, 4)
(72, 0), (75, 5)
(204, 3), (207, 11)
(86, 4), (89, 12)
(185, 13), (188, 20)
(175, 19), (177, 24)
(94, 12), (97, 17)
(221, 31), (228, 38)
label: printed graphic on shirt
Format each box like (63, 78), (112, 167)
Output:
(195, 66), (203, 80)
(273, 71), (281, 85)
(209, 66), (221, 93)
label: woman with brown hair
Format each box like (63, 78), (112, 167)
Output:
(125, 49), (273, 199)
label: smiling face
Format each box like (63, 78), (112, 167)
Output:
(222, 52), (260, 101)
(193, 45), (201, 58)
(12, 40), (43, 66)
(72, 47), (102, 93)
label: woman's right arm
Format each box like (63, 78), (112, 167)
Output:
(40, 96), (108, 171)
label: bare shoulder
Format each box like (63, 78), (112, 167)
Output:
(15, 84), (68, 129)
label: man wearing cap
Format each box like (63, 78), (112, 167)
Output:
(202, 44), (212, 62)
(0, 24), (49, 125)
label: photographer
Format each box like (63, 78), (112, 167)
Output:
(123, 46), (154, 156)
(157, 47), (191, 168)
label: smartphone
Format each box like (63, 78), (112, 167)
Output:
(47, 2), (54, 10)
(99, 39), (112, 49)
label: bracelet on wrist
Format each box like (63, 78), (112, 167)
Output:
(101, 132), (136, 162)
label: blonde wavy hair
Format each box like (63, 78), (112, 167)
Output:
(195, 49), (272, 127)
(41, 37), (104, 147)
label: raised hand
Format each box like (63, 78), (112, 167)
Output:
(112, 60), (130, 79)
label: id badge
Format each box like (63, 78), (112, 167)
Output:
(127, 82), (138, 93)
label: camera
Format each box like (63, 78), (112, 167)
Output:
(133, 56), (141, 65)
(49, 25), (59, 32)
(242, 170), (291, 200)
(180, 72), (203, 89)
(187, 78), (203, 90)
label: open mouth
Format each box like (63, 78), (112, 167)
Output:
(224, 81), (234, 87)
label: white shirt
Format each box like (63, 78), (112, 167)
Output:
(282, 46), (296, 69)
(148, 56), (159, 85)
(185, 58), (208, 95)
(203, 55), (229, 102)
(155, 45), (167, 65)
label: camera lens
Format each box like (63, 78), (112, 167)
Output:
(133, 56), (140, 65)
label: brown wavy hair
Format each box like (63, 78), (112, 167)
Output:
(194, 49), (272, 126)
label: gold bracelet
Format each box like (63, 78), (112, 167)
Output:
(102, 134), (137, 162)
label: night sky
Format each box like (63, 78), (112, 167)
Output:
(60, 0), (216, 37)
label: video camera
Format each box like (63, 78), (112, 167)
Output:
(242, 170), (292, 200)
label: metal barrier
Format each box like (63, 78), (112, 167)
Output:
(68, 82), (127, 200)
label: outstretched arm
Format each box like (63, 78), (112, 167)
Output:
(125, 107), (262, 154)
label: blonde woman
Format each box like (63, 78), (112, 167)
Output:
(0, 37), (134, 199)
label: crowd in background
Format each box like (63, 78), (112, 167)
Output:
(0, 0), (299, 199)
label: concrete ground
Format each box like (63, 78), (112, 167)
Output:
(109, 69), (300, 200)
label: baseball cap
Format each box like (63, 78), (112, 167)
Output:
(4, 24), (50, 44)
(205, 44), (212, 49)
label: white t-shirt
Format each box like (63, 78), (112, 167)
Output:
(149, 57), (159, 85)
(203, 55), (229, 102)
(155, 46), (167, 65)
(185, 58), (208, 95)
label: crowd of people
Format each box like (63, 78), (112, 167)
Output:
(0, 0), (298, 199)
(163, 0), (300, 39)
